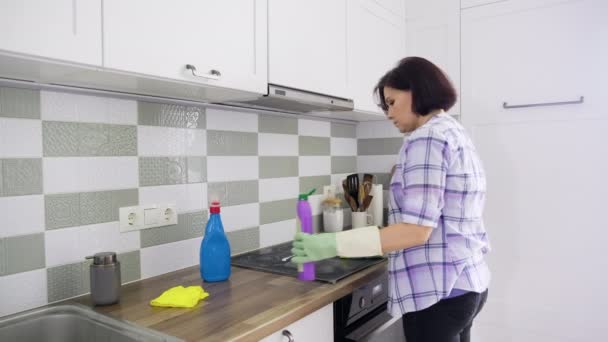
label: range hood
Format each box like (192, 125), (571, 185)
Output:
(222, 84), (354, 114)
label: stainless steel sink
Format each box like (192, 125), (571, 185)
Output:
(0, 304), (183, 342)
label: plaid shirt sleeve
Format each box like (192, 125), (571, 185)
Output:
(395, 129), (450, 228)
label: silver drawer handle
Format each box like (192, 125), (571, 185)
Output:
(503, 96), (584, 109)
(282, 330), (294, 342)
(185, 64), (221, 80)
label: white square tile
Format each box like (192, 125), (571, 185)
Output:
(44, 222), (140, 267)
(221, 203), (259, 233)
(356, 120), (403, 139)
(357, 155), (396, 173)
(0, 269), (47, 317)
(206, 108), (258, 132)
(298, 119), (330, 137)
(40, 91), (137, 125)
(259, 177), (299, 202)
(0, 195), (45, 238)
(138, 126), (206, 156)
(43, 157), (138, 193)
(0, 118), (42, 158)
(260, 219), (297, 248)
(330, 137), (357, 156)
(298, 156), (330, 176)
(139, 183), (206, 214)
(207, 156), (258, 182)
(258, 133), (298, 156)
(140, 237), (201, 279)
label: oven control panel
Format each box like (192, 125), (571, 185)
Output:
(345, 272), (388, 324)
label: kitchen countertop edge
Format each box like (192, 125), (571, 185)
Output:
(64, 262), (388, 342)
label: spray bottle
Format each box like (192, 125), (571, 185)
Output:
(297, 189), (316, 281)
(200, 201), (231, 282)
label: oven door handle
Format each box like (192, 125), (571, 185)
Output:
(344, 311), (402, 342)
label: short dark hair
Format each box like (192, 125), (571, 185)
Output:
(374, 57), (457, 115)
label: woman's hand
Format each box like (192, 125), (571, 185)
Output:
(291, 232), (338, 264)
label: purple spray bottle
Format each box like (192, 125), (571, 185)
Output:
(297, 189), (316, 281)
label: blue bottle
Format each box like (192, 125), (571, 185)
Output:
(200, 201), (231, 282)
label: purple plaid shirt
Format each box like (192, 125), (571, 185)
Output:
(387, 112), (491, 316)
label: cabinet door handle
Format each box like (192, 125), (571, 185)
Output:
(185, 64), (222, 80)
(282, 330), (294, 342)
(502, 96), (584, 109)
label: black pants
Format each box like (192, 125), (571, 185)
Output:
(402, 289), (488, 342)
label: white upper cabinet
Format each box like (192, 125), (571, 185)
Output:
(461, 0), (607, 126)
(268, 0), (348, 98)
(347, 0), (406, 116)
(0, 0), (102, 65)
(103, 0), (267, 94)
(404, 0), (461, 115)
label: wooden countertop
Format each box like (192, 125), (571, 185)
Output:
(72, 262), (387, 342)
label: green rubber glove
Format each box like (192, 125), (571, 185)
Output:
(291, 232), (338, 264)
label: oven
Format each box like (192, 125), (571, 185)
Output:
(333, 272), (405, 342)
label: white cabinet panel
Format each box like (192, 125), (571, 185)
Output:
(405, 0), (460, 115)
(461, 0), (607, 126)
(471, 119), (608, 342)
(462, 0), (608, 340)
(268, 0), (348, 98)
(0, 0), (101, 65)
(103, 0), (267, 94)
(260, 303), (333, 342)
(347, 0), (406, 116)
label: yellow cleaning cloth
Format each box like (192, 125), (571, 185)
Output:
(150, 285), (209, 308)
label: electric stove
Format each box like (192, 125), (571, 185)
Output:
(231, 241), (385, 284)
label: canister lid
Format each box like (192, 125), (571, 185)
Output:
(86, 252), (117, 265)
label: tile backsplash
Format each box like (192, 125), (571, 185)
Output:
(1, 86), (389, 317)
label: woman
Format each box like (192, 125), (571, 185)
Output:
(292, 57), (490, 342)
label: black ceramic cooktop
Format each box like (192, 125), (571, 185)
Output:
(231, 242), (385, 284)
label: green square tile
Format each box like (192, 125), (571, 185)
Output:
(47, 261), (90, 302)
(207, 130), (258, 156)
(117, 250), (141, 284)
(207, 180), (259, 206)
(226, 227), (260, 255)
(140, 211), (207, 248)
(1, 158), (43, 196)
(331, 122), (356, 138)
(259, 157), (298, 179)
(43, 121), (79, 156)
(0, 233), (45, 276)
(331, 156), (356, 174)
(259, 115), (297, 134)
(358, 138), (403, 155)
(0, 87), (40, 119)
(299, 175), (331, 195)
(139, 157), (188, 186)
(45, 193), (80, 230)
(80, 189), (139, 226)
(260, 198), (297, 225)
(299, 136), (330, 156)
(43, 122), (137, 157)
(138, 102), (205, 129)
